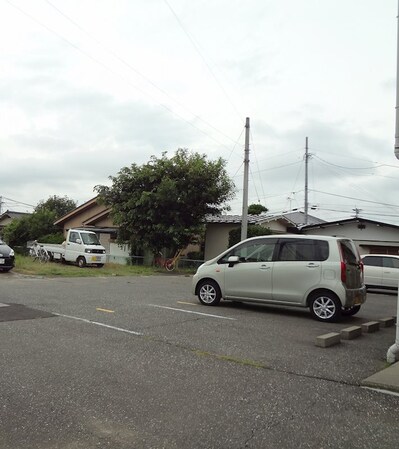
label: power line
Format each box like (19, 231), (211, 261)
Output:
(311, 190), (399, 209)
(4, 0), (237, 154)
(163, 0), (243, 124)
(44, 0), (241, 147)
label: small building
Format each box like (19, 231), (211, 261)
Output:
(301, 217), (399, 255)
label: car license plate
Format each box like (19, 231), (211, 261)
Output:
(91, 256), (101, 262)
(0, 259), (4, 264)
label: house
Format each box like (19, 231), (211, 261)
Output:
(0, 210), (31, 238)
(53, 197), (130, 263)
(301, 217), (399, 255)
(204, 211), (325, 260)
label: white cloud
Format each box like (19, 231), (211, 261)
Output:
(0, 0), (398, 224)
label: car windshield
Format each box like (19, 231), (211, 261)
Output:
(80, 232), (101, 245)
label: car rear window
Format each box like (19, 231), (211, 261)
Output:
(339, 240), (358, 265)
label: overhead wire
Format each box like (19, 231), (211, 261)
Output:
(4, 0), (239, 155)
(44, 0), (242, 148)
(163, 0), (244, 125)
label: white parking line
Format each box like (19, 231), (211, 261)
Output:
(54, 313), (143, 335)
(148, 304), (236, 320)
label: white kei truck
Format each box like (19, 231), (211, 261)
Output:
(38, 228), (107, 268)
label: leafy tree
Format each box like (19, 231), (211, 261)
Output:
(35, 195), (77, 220)
(95, 149), (235, 253)
(248, 203), (268, 215)
(228, 225), (273, 247)
(2, 217), (31, 248)
(3, 195), (76, 247)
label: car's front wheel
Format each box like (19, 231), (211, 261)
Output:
(309, 291), (342, 322)
(197, 280), (221, 306)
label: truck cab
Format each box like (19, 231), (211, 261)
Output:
(65, 229), (106, 267)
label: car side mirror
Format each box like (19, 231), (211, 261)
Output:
(227, 255), (240, 267)
(76, 238), (82, 244)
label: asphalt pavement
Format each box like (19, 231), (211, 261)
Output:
(0, 273), (398, 449)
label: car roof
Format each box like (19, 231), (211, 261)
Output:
(362, 254), (399, 258)
(244, 234), (350, 242)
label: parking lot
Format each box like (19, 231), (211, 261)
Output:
(0, 273), (398, 449)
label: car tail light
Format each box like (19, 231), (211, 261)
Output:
(341, 261), (347, 283)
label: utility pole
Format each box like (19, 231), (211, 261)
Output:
(304, 137), (309, 225)
(241, 117), (250, 241)
(395, 0), (399, 160)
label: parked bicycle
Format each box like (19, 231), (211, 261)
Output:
(153, 249), (183, 271)
(29, 241), (50, 263)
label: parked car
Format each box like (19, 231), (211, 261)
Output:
(192, 235), (366, 322)
(0, 239), (15, 272)
(361, 254), (399, 290)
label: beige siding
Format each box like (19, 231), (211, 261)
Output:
(204, 223), (239, 260)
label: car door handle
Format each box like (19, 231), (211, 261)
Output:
(259, 265), (271, 270)
(307, 263), (320, 268)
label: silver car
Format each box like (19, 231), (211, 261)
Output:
(193, 234), (366, 322)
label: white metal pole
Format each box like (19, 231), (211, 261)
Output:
(241, 117), (250, 241)
(387, 0), (399, 363)
(395, 0), (399, 159)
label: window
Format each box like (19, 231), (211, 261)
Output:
(363, 256), (382, 267)
(276, 239), (329, 262)
(339, 240), (358, 265)
(382, 257), (399, 269)
(69, 232), (79, 243)
(219, 239), (277, 264)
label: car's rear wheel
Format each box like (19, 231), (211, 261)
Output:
(342, 305), (361, 316)
(309, 291), (341, 322)
(197, 280), (221, 306)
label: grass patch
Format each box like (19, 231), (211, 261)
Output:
(13, 255), (193, 277)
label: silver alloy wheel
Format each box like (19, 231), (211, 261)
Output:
(199, 283), (217, 304)
(312, 295), (336, 320)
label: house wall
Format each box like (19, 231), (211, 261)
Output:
(60, 203), (107, 234)
(204, 220), (290, 261)
(204, 223), (239, 260)
(264, 221), (287, 233)
(302, 222), (399, 255)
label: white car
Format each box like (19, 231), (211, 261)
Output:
(362, 254), (399, 290)
(193, 235), (366, 322)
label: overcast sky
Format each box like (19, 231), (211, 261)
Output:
(1, 0), (399, 224)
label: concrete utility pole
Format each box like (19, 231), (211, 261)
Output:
(241, 117), (250, 241)
(304, 137), (309, 225)
(387, 1), (399, 364)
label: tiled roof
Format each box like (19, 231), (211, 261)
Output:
(206, 211), (325, 227)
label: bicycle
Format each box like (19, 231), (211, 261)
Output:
(29, 241), (50, 263)
(153, 249), (183, 271)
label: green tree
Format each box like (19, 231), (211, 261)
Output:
(248, 203), (268, 215)
(35, 195), (77, 219)
(228, 224), (273, 247)
(95, 149), (235, 253)
(3, 195), (76, 247)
